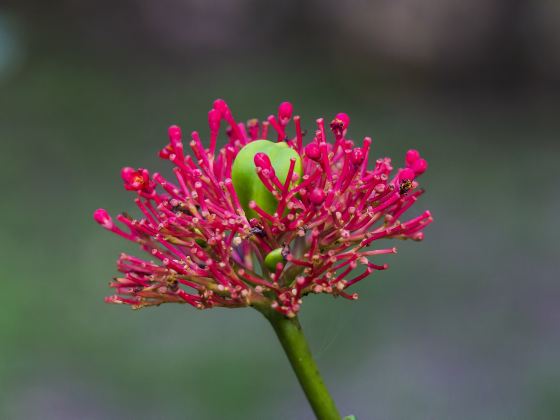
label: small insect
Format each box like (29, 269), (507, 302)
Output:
(171, 202), (192, 215)
(248, 225), (265, 238)
(399, 179), (414, 195)
(166, 277), (179, 292)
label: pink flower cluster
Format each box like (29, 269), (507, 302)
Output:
(94, 100), (432, 317)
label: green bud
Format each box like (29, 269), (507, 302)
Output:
(231, 140), (303, 219)
(264, 247), (285, 271)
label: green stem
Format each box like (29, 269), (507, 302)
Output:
(260, 308), (341, 420)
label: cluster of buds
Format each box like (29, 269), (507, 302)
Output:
(94, 100), (432, 317)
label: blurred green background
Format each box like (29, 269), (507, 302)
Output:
(1, 1), (559, 419)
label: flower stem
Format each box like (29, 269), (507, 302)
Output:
(260, 308), (341, 420)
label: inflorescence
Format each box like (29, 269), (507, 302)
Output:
(94, 100), (432, 317)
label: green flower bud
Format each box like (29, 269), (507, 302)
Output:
(231, 140), (302, 219)
(264, 247), (285, 271)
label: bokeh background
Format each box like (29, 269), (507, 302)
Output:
(1, 1), (559, 419)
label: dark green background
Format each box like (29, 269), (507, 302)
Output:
(1, 2), (559, 419)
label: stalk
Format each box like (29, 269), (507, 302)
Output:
(259, 307), (341, 420)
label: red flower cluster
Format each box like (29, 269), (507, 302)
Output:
(94, 100), (432, 317)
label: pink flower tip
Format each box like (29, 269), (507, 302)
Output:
(208, 109), (221, 131)
(121, 167), (152, 192)
(309, 188), (326, 205)
(93, 208), (113, 229)
(412, 158), (428, 175)
(168, 125), (182, 145)
(405, 149), (420, 166)
(121, 166), (135, 181)
(278, 101), (293, 122)
(212, 98), (229, 117)
(412, 232), (424, 241)
(254, 152), (274, 171)
(398, 168), (416, 182)
(351, 148), (364, 166)
(304, 142), (321, 161)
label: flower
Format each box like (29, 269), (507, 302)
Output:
(94, 100), (432, 317)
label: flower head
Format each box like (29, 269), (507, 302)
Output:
(95, 100), (432, 317)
